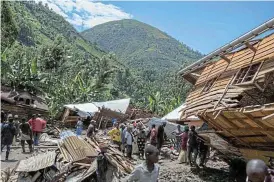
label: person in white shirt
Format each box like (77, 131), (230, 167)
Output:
(126, 145), (160, 182)
(125, 126), (133, 159)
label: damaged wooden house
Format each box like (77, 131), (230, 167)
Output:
(61, 98), (130, 128)
(179, 18), (274, 162)
(1, 86), (48, 119)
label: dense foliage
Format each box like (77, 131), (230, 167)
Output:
(1, 1), (200, 117)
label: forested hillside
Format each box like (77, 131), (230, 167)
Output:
(1, 1), (121, 116)
(1, 1), (202, 116)
(81, 19), (202, 67)
(82, 20), (203, 113)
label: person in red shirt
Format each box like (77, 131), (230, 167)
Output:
(28, 114), (46, 146)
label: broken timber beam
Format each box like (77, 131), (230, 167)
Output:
(262, 113), (274, 121)
(221, 55), (231, 63)
(245, 42), (257, 52)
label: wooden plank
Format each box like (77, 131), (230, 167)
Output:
(245, 42), (257, 52)
(203, 114), (250, 147)
(226, 134), (267, 138)
(244, 113), (269, 129)
(262, 113), (274, 121)
(218, 113), (239, 129)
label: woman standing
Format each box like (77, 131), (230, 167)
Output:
(137, 123), (146, 159)
(132, 122), (139, 155)
(76, 117), (83, 136)
(172, 125), (183, 152)
(178, 126), (189, 164)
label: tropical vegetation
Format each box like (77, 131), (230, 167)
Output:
(1, 1), (200, 117)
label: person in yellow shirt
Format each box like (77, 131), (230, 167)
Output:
(108, 122), (121, 149)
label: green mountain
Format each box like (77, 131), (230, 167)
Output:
(81, 19), (203, 114)
(3, 1), (104, 58)
(1, 1), (203, 116)
(81, 19), (202, 73)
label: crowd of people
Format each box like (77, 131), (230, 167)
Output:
(1, 111), (47, 160)
(106, 121), (167, 160)
(173, 125), (209, 167)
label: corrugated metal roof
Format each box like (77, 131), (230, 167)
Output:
(15, 151), (56, 172)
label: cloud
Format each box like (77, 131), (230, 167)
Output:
(36, 0), (133, 31)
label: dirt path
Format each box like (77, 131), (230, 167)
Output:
(158, 159), (229, 182)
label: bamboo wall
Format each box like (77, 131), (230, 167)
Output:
(1, 102), (48, 119)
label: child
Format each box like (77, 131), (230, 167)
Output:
(246, 159), (274, 182)
(75, 117), (83, 136)
(126, 145), (160, 182)
(97, 143), (108, 182)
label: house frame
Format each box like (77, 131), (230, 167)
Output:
(179, 20), (274, 163)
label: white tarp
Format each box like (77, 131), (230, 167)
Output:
(64, 98), (130, 116)
(93, 98), (130, 114)
(148, 117), (179, 139)
(161, 103), (199, 121)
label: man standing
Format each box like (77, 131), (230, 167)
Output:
(1, 114), (16, 160)
(197, 137), (209, 167)
(157, 122), (166, 151)
(19, 118), (33, 153)
(14, 115), (20, 141)
(86, 120), (96, 138)
(125, 126), (134, 159)
(187, 125), (198, 167)
(120, 124), (126, 154)
(28, 114), (46, 146)
(149, 124), (157, 147)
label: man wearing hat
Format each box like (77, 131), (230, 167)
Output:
(1, 114), (16, 160)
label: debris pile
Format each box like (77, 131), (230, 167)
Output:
(1, 131), (134, 182)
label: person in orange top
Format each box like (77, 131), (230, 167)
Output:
(28, 114), (46, 146)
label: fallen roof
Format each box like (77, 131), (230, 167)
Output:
(15, 151), (56, 172)
(161, 103), (199, 121)
(64, 98), (130, 115)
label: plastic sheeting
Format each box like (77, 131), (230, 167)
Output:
(64, 98), (130, 116)
(148, 117), (179, 139)
(161, 103), (199, 121)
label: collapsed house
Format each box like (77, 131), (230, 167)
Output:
(61, 98), (130, 128)
(1, 130), (134, 182)
(179, 18), (274, 163)
(1, 86), (49, 119)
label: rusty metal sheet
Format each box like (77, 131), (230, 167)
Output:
(15, 151), (56, 172)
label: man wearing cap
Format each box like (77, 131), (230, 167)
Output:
(28, 114), (46, 146)
(1, 114), (16, 160)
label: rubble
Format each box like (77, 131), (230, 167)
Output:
(1, 129), (134, 182)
